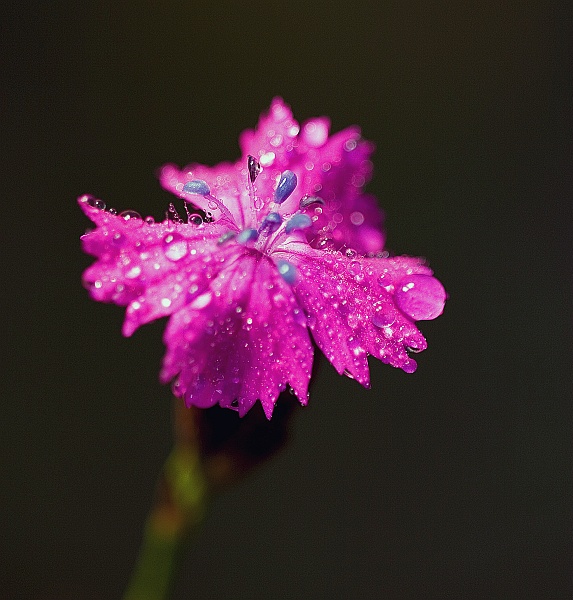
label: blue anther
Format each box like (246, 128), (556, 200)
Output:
(277, 260), (298, 285)
(274, 170), (297, 204)
(285, 213), (313, 234)
(237, 228), (259, 244)
(183, 179), (210, 196)
(299, 195), (325, 209)
(260, 212), (282, 233)
(217, 231), (236, 245)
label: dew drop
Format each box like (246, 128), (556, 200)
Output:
(189, 214), (203, 226)
(377, 272), (393, 289)
(125, 266), (142, 279)
(372, 310), (396, 328)
(345, 248), (357, 259)
(108, 208), (118, 215)
(162, 232), (188, 261)
(248, 155), (262, 182)
(402, 359), (417, 374)
(190, 292), (212, 309)
(144, 215), (155, 225)
(347, 260), (362, 276)
(395, 274), (446, 321)
(350, 211), (364, 226)
(120, 210), (143, 224)
(86, 196), (106, 210)
(317, 237), (334, 250)
(299, 195), (325, 209)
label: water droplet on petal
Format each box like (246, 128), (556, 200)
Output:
(125, 266), (142, 279)
(162, 232), (188, 261)
(402, 359), (417, 374)
(317, 237), (334, 250)
(299, 195), (325, 209)
(350, 211), (365, 226)
(86, 196), (106, 210)
(345, 248), (357, 259)
(120, 210), (143, 224)
(248, 155), (262, 182)
(377, 272), (393, 290)
(395, 274), (446, 321)
(347, 260), (362, 276)
(190, 292), (212, 309)
(372, 310), (396, 328)
(144, 215), (155, 225)
(189, 214), (203, 226)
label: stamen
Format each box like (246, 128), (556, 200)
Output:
(183, 179), (237, 229)
(217, 231), (236, 245)
(276, 259), (298, 285)
(259, 212), (282, 234)
(285, 213), (312, 234)
(237, 228), (259, 245)
(274, 170), (297, 204)
(183, 180), (210, 196)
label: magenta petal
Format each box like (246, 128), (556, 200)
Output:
(161, 254), (312, 419)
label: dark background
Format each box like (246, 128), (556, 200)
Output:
(2, 1), (571, 598)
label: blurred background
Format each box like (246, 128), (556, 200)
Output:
(2, 1), (571, 598)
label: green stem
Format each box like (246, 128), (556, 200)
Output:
(123, 448), (209, 600)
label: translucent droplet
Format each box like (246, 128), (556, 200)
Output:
(189, 214), (203, 226)
(345, 248), (357, 259)
(86, 196), (106, 210)
(350, 211), (365, 226)
(372, 310), (395, 328)
(377, 272), (393, 289)
(347, 260), (362, 276)
(317, 237), (334, 250)
(299, 195), (325, 209)
(108, 208), (118, 215)
(207, 200), (218, 210)
(144, 216), (155, 225)
(344, 138), (358, 151)
(190, 292), (212, 309)
(120, 210), (142, 223)
(402, 359), (417, 374)
(248, 155), (262, 182)
(395, 274), (446, 321)
(162, 232), (188, 261)
(125, 266), (142, 279)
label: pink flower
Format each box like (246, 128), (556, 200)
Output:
(79, 98), (446, 419)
